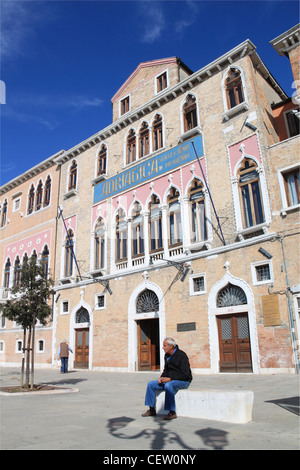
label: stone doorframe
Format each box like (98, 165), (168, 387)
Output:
(208, 264), (260, 374)
(128, 278), (166, 372)
(69, 297), (93, 370)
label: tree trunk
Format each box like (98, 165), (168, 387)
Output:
(25, 326), (32, 388)
(30, 317), (35, 389)
(21, 328), (26, 387)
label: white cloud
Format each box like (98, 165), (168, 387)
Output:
(1, 1), (39, 59)
(138, 1), (166, 44)
(12, 92), (104, 110)
(136, 0), (199, 44)
(175, 1), (199, 37)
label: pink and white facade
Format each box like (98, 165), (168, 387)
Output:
(1, 26), (299, 374)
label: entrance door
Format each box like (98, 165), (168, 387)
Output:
(217, 313), (252, 372)
(74, 328), (89, 369)
(137, 319), (160, 371)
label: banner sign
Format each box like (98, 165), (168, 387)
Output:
(93, 134), (203, 204)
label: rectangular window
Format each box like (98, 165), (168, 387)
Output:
(283, 168), (300, 207)
(189, 273), (206, 296)
(96, 294), (105, 310)
(255, 264), (270, 282)
(156, 72), (167, 93)
(251, 260), (273, 285)
(285, 109), (300, 137)
(121, 96), (130, 115)
(62, 301), (69, 314)
(13, 198), (21, 212)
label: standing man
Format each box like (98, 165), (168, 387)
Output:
(142, 337), (192, 420)
(58, 339), (73, 373)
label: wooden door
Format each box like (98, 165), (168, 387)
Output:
(137, 319), (159, 371)
(217, 313), (252, 372)
(74, 328), (89, 369)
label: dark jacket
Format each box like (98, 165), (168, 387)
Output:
(161, 346), (192, 382)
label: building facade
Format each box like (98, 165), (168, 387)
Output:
(0, 151), (64, 365)
(1, 26), (299, 374)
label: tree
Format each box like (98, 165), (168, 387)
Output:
(2, 255), (54, 389)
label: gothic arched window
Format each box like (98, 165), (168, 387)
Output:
(217, 283), (247, 307)
(136, 289), (159, 313)
(76, 307), (90, 323)
(225, 68), (244, 109)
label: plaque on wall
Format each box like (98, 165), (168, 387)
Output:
(261, 294), (281, 327)
(177, 322), (196, 332)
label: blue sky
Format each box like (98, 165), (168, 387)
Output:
(1, 0), (299, 186)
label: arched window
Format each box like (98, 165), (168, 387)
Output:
(225, 68), (244, 109)
(64, 229), (74, 277)
(76, 307), (90, 323)
(189, 179), (207, 243)
(28, 185), (35, 214)
(94, 218), (105, 270)
(152, 114), (163, 151)
(4, 258), (10, 288)
(149, 195), (162, 252)
(136, 289), (159, 313)
(168, 188), (182, 246)
(127, 129), (136, 164)
(69, 160), (77, 191)
(1, 199), (8, 227)
(139, 122), (150, 158)
(41, 245), (49, 278)
(116, 209), (127, 261)
(13, 256), (21, 287)
(97, 145), (107, 176)
(131, 202), (144, 257)
(36, 180), (43, 211)
(44, 176), (51, 207)
(183, 95), (198, 132)
(217, 283), (247, 307)
(238, 158), (264, 228)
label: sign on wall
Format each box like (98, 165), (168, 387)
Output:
(93, 134), (203, 204)
(261, 294), (281, 327)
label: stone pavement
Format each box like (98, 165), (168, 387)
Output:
(0, 367), (299, 451)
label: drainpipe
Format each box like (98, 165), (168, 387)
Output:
(278, 235), (300, 374)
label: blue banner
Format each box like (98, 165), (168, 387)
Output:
(93, 134), (203, 204)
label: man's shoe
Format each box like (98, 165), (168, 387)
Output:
(163, 412), (177, 420)
(142, 409), (156, 417)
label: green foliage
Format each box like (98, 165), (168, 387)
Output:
(2, 255), (54, 329)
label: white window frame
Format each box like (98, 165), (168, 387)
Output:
(277, 163), (300, 215)
(189, 272), (206, 296)
(154, 69), (169, 95)
(251, 260), (274, 286)
(37, 339), (45, 353)
(119, 94), (131, 118)
(16, 340), (23, 353)
(61, 300), (70, 315)
(221, 65), (249, 121)
(95, 293), (106, 310)
(63, 159), (78, 199)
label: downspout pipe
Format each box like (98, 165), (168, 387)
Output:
(278, 235), (300, 374)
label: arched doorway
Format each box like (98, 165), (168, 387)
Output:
(128, 280), (165, 372)
(136, 289), (160, 371)
(216, 284), (252, 372)
(74, 307), (90, 369)
(208, 267), (259, 374)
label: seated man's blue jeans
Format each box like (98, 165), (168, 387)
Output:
(145, 379), (190, 412)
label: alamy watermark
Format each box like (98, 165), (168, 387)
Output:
(0, 80), (6, 104)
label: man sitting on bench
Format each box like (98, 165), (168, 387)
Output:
(142, 337), (192, 420)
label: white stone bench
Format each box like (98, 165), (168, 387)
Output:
(156, 389), (254, 423)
